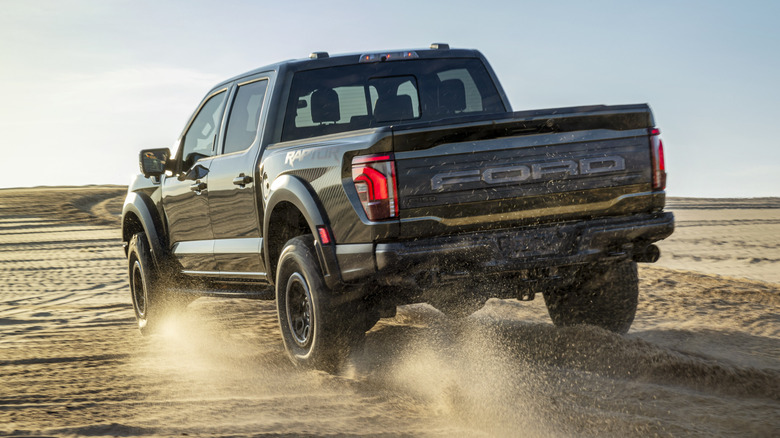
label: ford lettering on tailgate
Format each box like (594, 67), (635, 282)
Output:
(431, 156), (626, 191)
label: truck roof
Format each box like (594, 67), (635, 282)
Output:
(215, 46), (486, 89)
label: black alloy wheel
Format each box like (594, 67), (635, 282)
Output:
(275, 235), (363, 372)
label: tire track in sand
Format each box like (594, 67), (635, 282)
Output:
(0, 188), (778, 437)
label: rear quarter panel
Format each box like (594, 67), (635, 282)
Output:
(260, 129), (399, 244)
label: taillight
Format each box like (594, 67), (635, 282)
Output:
(351, 154), (398, 221)
(650, 128), (666, 191)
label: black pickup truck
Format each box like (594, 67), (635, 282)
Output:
(123, 44), (673, 370)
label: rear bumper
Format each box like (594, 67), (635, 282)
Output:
(335, 212), (674, 283)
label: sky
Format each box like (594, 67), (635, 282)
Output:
(1, 0), (778, 197)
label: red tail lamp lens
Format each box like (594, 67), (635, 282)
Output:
(650, 128), (666, 191)
(351, 154), (398, 221)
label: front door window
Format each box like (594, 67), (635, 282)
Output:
(180, 90), (227, 170)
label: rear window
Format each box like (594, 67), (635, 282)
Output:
(282, 59), (505, 142)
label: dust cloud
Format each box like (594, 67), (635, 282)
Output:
(1, 188), (778, 437)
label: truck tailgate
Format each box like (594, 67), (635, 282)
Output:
(392, 104), (662, 238)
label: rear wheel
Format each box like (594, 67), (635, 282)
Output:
(543, 261), (639, 334)
(276, 235), (364, 372)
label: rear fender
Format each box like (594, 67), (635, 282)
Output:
(263, 174), (340, 287)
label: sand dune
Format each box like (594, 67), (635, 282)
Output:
(656, 198), (780, 284)
(0, 188), (778, 437)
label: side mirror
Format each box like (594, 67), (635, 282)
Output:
(182, 152), (210, 174)
(139, 148), (171, 178)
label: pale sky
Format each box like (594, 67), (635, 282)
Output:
(1, 0), (778, 197)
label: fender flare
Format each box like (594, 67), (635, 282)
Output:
(263, 174), (340, 286)
(122, 192), (168, 270)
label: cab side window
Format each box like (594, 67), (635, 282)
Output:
(223, 79), (268, 154)
(181, 91), (227, 169)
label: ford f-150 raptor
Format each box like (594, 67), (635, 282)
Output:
(122, 43), (674, 371)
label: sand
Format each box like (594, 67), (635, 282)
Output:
(0, 187), (778, 437)
(656, 197), (780, 284)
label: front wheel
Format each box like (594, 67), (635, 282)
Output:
(543, 261), (639, 334)
(128, 232), (166, 334)
(275, 235), (363, 372)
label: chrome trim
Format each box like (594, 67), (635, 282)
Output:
(237, 76), (270, 87)
(400, 191), (658, 226)
(175, 238), (263, 255)
(181, 270), (221, 276)
(213, 237), (262, 254)
(219, 271), (267, 277)
(181, 270), (267, 278)
(172, 240), (214, 255)
(335, 243), (374, 255)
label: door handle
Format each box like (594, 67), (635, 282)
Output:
(232, 174), (253, 187)
(190, 180), (207, 193)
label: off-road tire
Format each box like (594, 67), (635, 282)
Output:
(128, 233), (190, 334)
(128, 232), (166, 335)
(275, 235), (363, 372)
(543, 261), (639, 334)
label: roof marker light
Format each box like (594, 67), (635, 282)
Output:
(358, 51), (419, 63)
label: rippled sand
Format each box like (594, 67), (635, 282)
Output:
(657, 197), (780, 283)
(0, 188), (777, 437)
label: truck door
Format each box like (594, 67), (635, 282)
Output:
(162, 89), (228, 273)
(207, 77), (270, 279)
